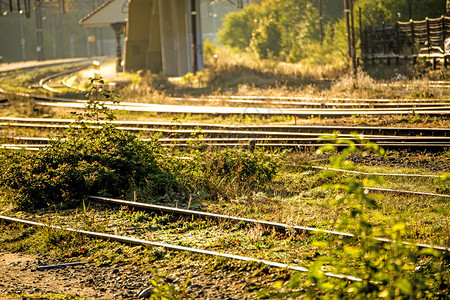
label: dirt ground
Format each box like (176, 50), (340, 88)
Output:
(0, 249), (272, 299)
(0, 250), (130, 299)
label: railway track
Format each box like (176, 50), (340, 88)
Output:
(0, 188), (447, 285)
(32, 98), (450, 116)
(2, 117), (450, 136)
(1, 118), (450, 150)
(3, 61), (450, 113)
(0, 215), (362, 282)
(85, 195), (449, 252)
(2, 140), (449, 151)
(0, 58), (92, 78)
(38, 65), (92, 93)
(174, 95), (450, 109)
(22, 67), (450, 109)
(3, 66), (450, 116)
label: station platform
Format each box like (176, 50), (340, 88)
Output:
(0, 58), (91, 73)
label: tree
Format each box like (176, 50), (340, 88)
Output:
(218, 0), (321, 62)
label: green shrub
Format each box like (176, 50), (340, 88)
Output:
(259, 137), (449, 298)
(0, 78), (283, 209)
(0, 78), (179, 210)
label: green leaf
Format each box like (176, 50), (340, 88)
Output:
(343, 245), (361, 258)
(398, 278), (413, 295)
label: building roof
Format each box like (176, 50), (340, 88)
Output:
(80, 0), (128, 28)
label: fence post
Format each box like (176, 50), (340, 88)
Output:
(370, 26), (374, 66)
(442, 16), (446, 52)
(444, 16), (449, 68)
(410, 19), (415, 55)
(359, 7), (363, 57)
(319, 0), (323, 44)
(426, 17), (430, 53)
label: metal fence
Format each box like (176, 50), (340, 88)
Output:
(361, 16), (450, 65)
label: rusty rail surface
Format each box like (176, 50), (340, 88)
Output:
(86, 195), (450, 252)
(0, 215), (362, 282)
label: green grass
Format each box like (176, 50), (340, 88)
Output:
(0, 61), (449, 298)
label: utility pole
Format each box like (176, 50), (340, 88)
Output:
(319, 0), (323, 44)
(344, 0), (357, 86)
(191, 0), (198, 74)
(35, 0), (45, 61)
(350, 0), (357, 81)
(19, 11), (26, 60)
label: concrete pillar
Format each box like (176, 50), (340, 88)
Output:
(158, 0), (190, 76)
(125, 0), (162, 72)
(145, 0), (163, 72)
(124, 0), (203, 76)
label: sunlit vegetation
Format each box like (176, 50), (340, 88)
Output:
(0, 1), (449, 298)
(0, 76), (449, 298)
(0, 78), (283, 210)
(218, 0), (446, 66)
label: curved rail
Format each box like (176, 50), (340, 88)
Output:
(39, 65), (91, 93)
(0, 58), (91, 78)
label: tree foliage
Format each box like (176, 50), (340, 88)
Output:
(356, 0), (446, 26)
(217, 0), (446, 64)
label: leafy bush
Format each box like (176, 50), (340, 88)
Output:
(0, 78), (283, 209)
(259, 137), (449, 298)
(0, 78), (179, 209)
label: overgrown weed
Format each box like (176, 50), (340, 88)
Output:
(259, 136), (449, 299)
(0, 77), (284, 210)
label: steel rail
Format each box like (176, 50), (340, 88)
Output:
(4, 141), (445, 153)
(34, 100), (450, 116)
(166, 96), (450, 109)
(32, 94), (450, 111)
(27, 94), (450, 109)
(2, 122), (450, 141)
(39, 65), (91, 93)
(27, 93), (450, 107)
(5, 135), (450, 144)
(3, 142), (450, 151)
(62, 75), (86, 92)
(1, 117), (449, 137)
(86, 196), (449, 252)
(205, 94), (450, 103)
(0, 145), (42, 151)
(363, 187), (450, 198)
(311, 166), (443, 178)
(0, 215), (362, 282)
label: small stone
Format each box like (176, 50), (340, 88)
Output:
(138, 288), (152, 298)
